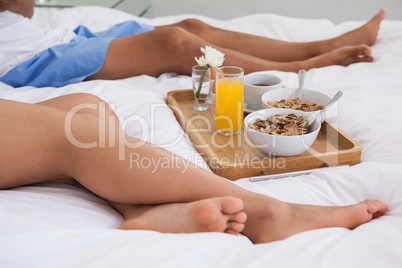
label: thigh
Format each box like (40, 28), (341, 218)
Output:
(88, 27), (203, 80)
(37, 93), (108, 116)
(0, 94), (123, 189)
(0, 98), (77, 189)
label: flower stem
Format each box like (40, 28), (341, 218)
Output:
(196, 67), (208, 98)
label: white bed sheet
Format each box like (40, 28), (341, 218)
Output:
(1, 6), (402, 268)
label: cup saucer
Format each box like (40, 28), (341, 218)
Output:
(244, 102), (261, 114)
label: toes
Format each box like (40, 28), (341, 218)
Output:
(348, 45), (373, 64)
(191, 197), (247, 234)
(364, 199), (388, 218)
(225, 229), (240, 236)
(225, 221), (245, 235)
(219, 196), (244, 214)
(356, 55), (374, 63)
(357, 199), (388, 222)
(227, 211), (247, 223)
(369, 9), (385, 28)
(215, 197), (247, 236)
(356, 44), (372, 57)
(376, 9), (386, 22)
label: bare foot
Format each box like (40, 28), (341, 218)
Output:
(243, 198), (388, 244)
(323, 9), (386, 53)
(302, 44), (373, 70)
(119, 196), (247, 235)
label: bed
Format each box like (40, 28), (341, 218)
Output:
(1, 6), (402, 268)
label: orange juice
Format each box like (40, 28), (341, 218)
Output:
(215, 78), (244, 134)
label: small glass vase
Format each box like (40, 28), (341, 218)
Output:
(192, 65), (212, 111)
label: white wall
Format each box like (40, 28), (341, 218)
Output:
(150, 0), (402, 23)
(115, 0), (151, 17)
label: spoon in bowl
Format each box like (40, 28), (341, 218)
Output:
(305, 90), (343, 129)
(297, 69), (306, 99)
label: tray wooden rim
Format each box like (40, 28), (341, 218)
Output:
(167, 89), (361, 180)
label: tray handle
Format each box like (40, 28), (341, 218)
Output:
(250, 162), (349, 182)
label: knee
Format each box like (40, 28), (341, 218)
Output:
(176, 19), (210, 35)
(65, 93), (117, 121)
(66, 93), (109, 115)
(64, 112), (102, 149)
(63, 96), (121, 149)
(157, 26), (198, 50)
(64, 110), (122, 152)
(68, 93), (104, 105)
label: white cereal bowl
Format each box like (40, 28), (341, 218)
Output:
(244, 108), (321, 157)
(261, 88), (331, 122)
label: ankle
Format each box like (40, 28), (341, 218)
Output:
(244, 194), (285, 219)
(317, 39), (336, 55)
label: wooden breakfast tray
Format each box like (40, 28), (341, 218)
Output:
(167, 89), (361, 181)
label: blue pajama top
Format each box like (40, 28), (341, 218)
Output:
(0, 20), (154, 88)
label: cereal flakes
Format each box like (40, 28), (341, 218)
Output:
(266, 97), (324, 112)
(248, 114), (309, 136)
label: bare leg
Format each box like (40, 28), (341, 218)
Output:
(161, 9), (385, 62)
(0, 0), (35, 19)
(22, 94), (247, 235)
(1, 94), (246, 235)
(89, 27), (374, 79)
(88, 10), (384, 80)
(0, 94), (388, 243)
(114, 197), (247, 235)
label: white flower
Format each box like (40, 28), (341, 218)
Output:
(194, 46), (225, 98)
(195, 46), (225, 68)
(194, 55), (208, 67)
(201, 46), (225, 67)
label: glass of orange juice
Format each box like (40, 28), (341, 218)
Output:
(214, 66), (244, 136)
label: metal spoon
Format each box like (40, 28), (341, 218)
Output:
(305, 91), (343, 128)
(297, 69), (306, 99)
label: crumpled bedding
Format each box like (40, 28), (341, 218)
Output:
(1, 6), (402, 268)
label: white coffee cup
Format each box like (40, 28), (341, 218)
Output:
(244, 73), (283, 109)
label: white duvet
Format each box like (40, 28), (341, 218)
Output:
(1, 6), (402, 268)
